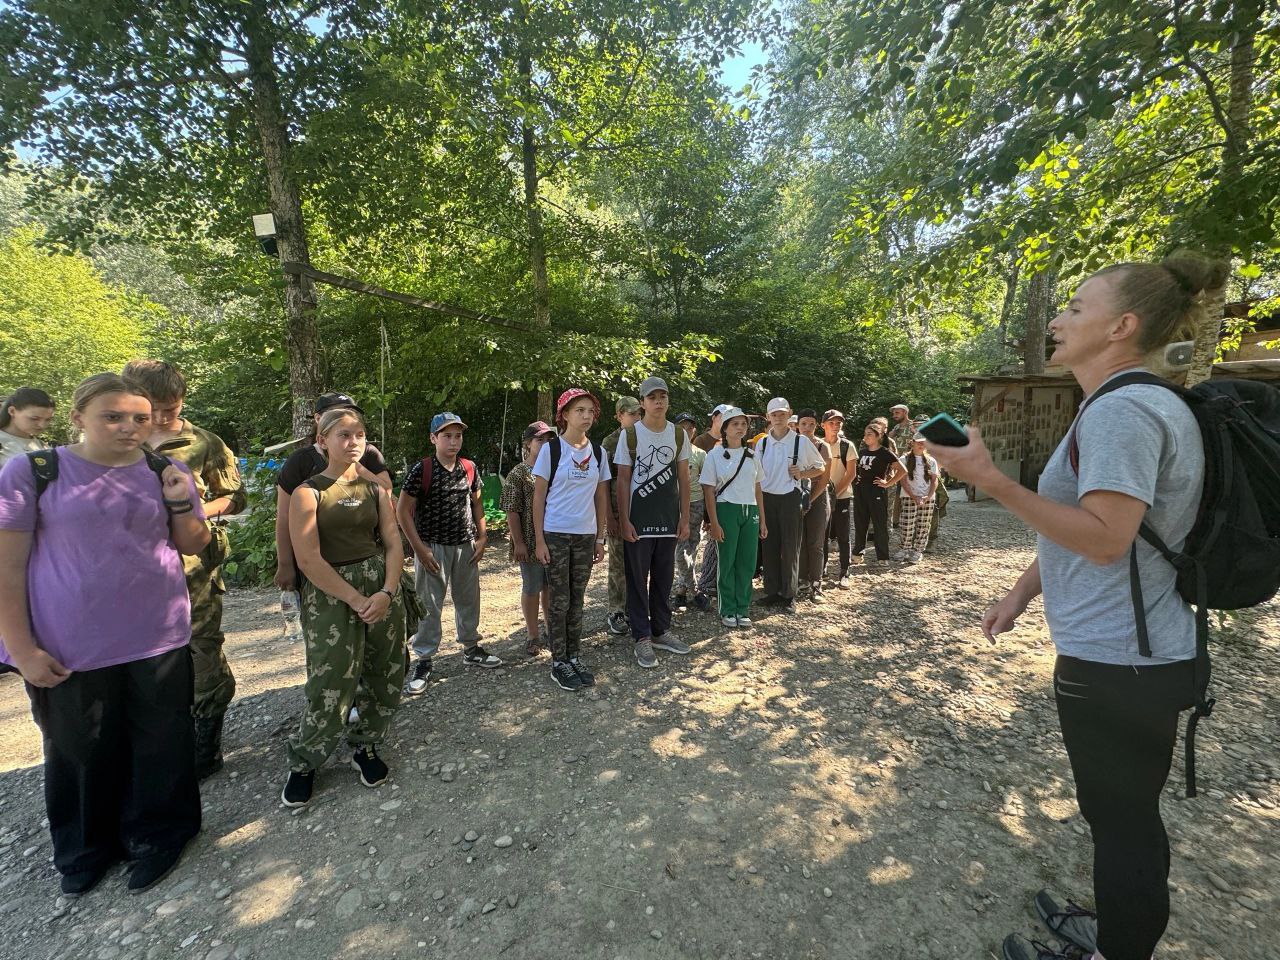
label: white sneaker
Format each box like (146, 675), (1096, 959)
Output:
(908, 551), (924, 563)
(721, 615), (737, 627)
(736, 615), (752, 627)
(837, 575), (851, 588)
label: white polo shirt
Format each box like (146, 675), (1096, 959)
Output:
(756, 429), (824, 495)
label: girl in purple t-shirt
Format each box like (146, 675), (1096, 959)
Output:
(0, 373), (210, 898)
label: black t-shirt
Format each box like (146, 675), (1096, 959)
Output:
(401, 455), (482, 545)
(278, 443), (391, 495)
(855, 446), (898, 491)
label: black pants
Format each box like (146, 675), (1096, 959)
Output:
(623, 537), (676, 642)
(761, 490), (804, 601)
(852, 484), (890, 560)
(826, 496), (852, 574)
(799, 489), (831, 582)
(1054, 655), (1195, 960)
(27, 647), (202, 876)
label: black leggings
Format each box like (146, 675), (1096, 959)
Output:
(852, 484), (889, 560)
(1054, 655), (1195, 960)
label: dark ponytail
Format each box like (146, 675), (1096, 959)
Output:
(905, 451), (934, 484)
(0, 387), (55, 430)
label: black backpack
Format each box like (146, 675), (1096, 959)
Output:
(28, 446), (171, 499)
(1069, 372), (1280, 796)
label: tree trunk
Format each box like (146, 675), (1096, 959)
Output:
(1023, 269), (1053, 375)
(998, 258), (1020, 352)
(243, 0), (322, 438)
(1186, 0), (1257, 386)
(518, 34), (554, 422)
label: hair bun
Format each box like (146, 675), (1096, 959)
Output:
(1161, 251), (1229, 297)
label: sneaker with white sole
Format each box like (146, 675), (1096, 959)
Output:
(891, 549), (908, 562)
(736, 615), (752, 627)
(404, 657), (432, 696)
(721, 615), (737, 627)
(634, 639), (658, 668)
(463, 646), (502, 668)
(551, 660), (582, 691)
(351, 745), (389, 787)
(837, 574), (851, 588)
(607, 611), (628, 635)
(281, 769), (314, 807)
(568, 657), (595, 687)
(652, 633), (690, 654)
(909, 551), (924, 563)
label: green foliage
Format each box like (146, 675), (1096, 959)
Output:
(222, 462), (282, 588)
(0, 226), (152, 423)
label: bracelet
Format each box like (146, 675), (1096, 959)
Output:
(595, 537), (606, 544)
(163, 498), (191, 507)
(378, 588), (396, 602)
(165, 503), (194, 515)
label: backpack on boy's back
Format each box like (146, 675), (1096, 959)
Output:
(1069, 372), (1280, 796)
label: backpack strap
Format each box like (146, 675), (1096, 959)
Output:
(461, 458), (476, 488)
(547, 439), (561, 491)
(1068, 371), (1174, 472)
(419, 456), (433, 494)
(840, 438), (850, 467)
(27, 448), (59, 499)
(791, 434), (800, 464)
(675, 424), (685, 460)
(714, 448), (753, 500)
(625, 425), (638, 468)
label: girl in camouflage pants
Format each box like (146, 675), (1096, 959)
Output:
(282, 409), (406, 807)
(533, 389), (611, 692)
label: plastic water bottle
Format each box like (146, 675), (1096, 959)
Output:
(280, 590), (303, 642)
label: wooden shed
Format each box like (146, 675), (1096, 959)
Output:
(960, 356), (1280, 499)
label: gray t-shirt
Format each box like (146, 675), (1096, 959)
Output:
(1036, 371), (1204, 665)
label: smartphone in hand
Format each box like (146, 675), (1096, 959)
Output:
(918, 412), (970, 447)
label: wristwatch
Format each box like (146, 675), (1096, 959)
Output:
(595, 537), (606, 544)
(378, 588), (396, 602)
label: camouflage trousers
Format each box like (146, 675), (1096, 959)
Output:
(288, 555), (405, 773)
(673, 500), (705, 594)
(545, 533), (596, 662)
(607, 535), (626, 614)
(186, 524), (235, 718)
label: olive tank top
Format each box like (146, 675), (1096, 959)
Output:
(303, 474), (381, 565)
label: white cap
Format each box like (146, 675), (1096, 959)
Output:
(788, 414), (798, 424)
(719, 405), (746, 423)
(890, 403), (909, 412)
(766, 397), (789, 414)
(710, 402), (734, 419)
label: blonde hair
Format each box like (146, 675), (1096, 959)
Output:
(1093, 252), (1230, 352)
(73, 373), (150, 413)
(316, 408), (365, 438)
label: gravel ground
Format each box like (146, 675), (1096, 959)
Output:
(0, 500), (1275, 960)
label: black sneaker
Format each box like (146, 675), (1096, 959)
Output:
(404, 657), (432, 696)
(1033, 890), (1099, 954)
(463, 646), (502, 668)
(1000, 934), (1086, 960)
(351, 745), (389, 787)
(551, 660), (583, 691)
(781, 600), (797, 614)
(672, 592), (689, 612)
(281, 769), (315, 807)
(568, 658), (595, 687)
(607, 611), (628, 635)
(693, 592), (710, 612)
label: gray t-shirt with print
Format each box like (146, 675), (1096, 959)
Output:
(1036, 372), (1204, 666)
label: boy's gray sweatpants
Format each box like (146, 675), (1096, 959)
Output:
(411, 542), (482, 659)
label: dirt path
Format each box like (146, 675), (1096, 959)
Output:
(0, 501), (1276, 960)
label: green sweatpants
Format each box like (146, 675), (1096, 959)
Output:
(288, 555), (405, 773)
(715, 503), (759, 619)
(187, 524), (235, 718)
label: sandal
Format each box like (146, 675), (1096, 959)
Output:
(1034, 889), (1099, 954)
(526, 639), (543, 656)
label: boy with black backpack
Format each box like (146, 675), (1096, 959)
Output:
(397, 412), (500, 696)
(756, 398), (826, 613)
(613, 377), (693, 668)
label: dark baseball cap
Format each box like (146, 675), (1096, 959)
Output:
(522, 420), (556, 441)
(315, 392), (364, 415)
(822, 409), (845, 422)
(674, 412), (697, 427)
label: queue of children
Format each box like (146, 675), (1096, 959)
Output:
(0, 366), (951, 895)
